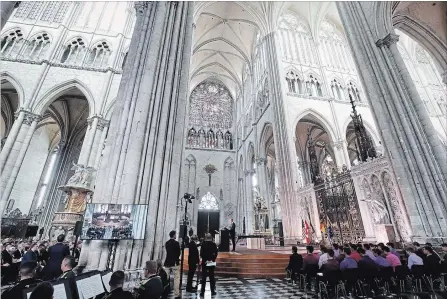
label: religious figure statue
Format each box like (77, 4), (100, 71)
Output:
(364, 197), (390, 224)
(67, 163), (94, 188)
(64, 189), (87, 213)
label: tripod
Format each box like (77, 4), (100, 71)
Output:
(178, 193), (195, 295)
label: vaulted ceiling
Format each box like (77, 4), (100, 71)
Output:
(190, 2), (342, 99)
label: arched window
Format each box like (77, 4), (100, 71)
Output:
(347, 82), (361, 102)
(306, 75), (322, 97)
(285, 70), (302, 94)
(278, 12), (313, 65)
(396, 29), (447, 122)
(198, 192), (219, 210)
(331, 79), (344, 101)
(60, 38), (86, 65)
(25, 32), (51, 60)
(187, 80), (234, 149)
(86, 41), (111, 68)
(187, 128), (197, 147)
(319, 20), (352, 71)
(1, 29), (24, 57)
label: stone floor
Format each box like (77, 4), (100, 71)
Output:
(168, 276), (319, 299)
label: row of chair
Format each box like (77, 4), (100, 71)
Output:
(287, 265), (447, 299)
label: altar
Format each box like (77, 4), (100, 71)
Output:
(247, 237), (265, 250)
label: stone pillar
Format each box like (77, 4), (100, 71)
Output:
(92, 118), (109, 169)
(0, 109), (24, 173)
(77, 116), (98, 166)
(1, 1), (17, 30)
(244, 169), (254, 234)
(337, 2), (447, 239)
(264, 32), (301, 241)
(0, 111), (41, 213)
(78, 1), (194, 272)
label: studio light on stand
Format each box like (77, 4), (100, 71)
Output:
(179, 193), (195, 293)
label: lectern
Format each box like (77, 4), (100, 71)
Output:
(219, 229), (230, 252)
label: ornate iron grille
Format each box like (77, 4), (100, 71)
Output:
(314, 170), (365, 244)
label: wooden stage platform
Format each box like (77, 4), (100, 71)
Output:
(182, 246), (292, 278)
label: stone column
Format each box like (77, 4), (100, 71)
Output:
(77, 116), (98, 166)
(78, 1), (194, 272)
(1, 1), (17, 30)
(86, 117), (109, 167)
(264, 32), (301, 240)
(0, 109), (24, 173)
(244, 169), (254, 234)
(337, 2), (447, 239)
(0, 111), (41, 213)
(92, 118), (109, 170)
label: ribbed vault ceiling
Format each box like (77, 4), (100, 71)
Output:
(191, 2), (342, 98)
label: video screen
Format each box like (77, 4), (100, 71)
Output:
(81, 204), (147, 240)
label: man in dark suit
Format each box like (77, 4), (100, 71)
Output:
(286, 245), (303, 282)
(187, 235), (200, 292)
(22, 243), (39, 264)
(103, 270), (133, 299)
(200, 233), (218, 297)
(45, 234), (70, 280)
(164, 230), (180, 299)
(135, 260), (164, 299)
(2, 262), (42, 299)
(229, 218), (236, 252)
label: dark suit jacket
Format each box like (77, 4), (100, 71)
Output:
(200, 241), (218, 263)
(47, 243), (70, 271)
(22, 250), (38, 264)
(2, 278), (42, 299)
(104, 287), (134, 299)
(164, 239), (180, 267)
(188, 241), (200, 265)
(230, 223), (236, 236)
(137, 275), (164, 299)
(358, 256), (379, 272)
(286, 252), (303, 273)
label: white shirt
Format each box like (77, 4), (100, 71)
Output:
(318, 253), (329, 269)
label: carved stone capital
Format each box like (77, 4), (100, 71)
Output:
(238, 178), (244, 182)
(244, 169), (255, 176)
(134, 1), (148, 14)
(256, 157), (267, 165)
(22, 110), (42, 125)
(376, 33), (399, 48)
(87, 116), (110, 130)
(97, 118), (110, 131)
(332, 139), (345, 149)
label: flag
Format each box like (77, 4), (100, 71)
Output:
(304, 220), (311, 244)
(327, 226), (334, 240)
(320, 222), (326, 234)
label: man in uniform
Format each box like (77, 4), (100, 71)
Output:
(164, 230), (181, 299)
(135, 260), (164, 299)
(2, 262), (42, 299)
(103, 270), (133, 299)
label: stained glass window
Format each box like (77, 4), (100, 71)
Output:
(198, 192), (219, 210)
(187, 80), (234, 150)
(189, 80), (233, 130)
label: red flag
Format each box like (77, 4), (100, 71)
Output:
(304, 220), (310, 244)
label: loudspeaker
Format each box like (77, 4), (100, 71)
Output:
(25, 225), (39, 238)
(74, 221), (83, 236)
(179, 224), (187, 238)
(278, 221), (284, 247)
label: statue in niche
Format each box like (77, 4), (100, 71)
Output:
(64, 189), (88, 213)
(362, 184), (390, 224)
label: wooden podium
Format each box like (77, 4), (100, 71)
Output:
(219, 229), (230, 252)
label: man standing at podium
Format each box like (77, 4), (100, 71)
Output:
(229, 219), (236, 252)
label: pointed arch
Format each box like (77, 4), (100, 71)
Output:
(342, 115), (381, 146)
(1, 71), (25, 107)
(291, 109), (337, 143)
(32, 79), (95, 116)
(246, 142), (255, 169)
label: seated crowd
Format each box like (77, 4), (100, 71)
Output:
(286, 242), (447, 295)
(1, 233), (171, 299)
